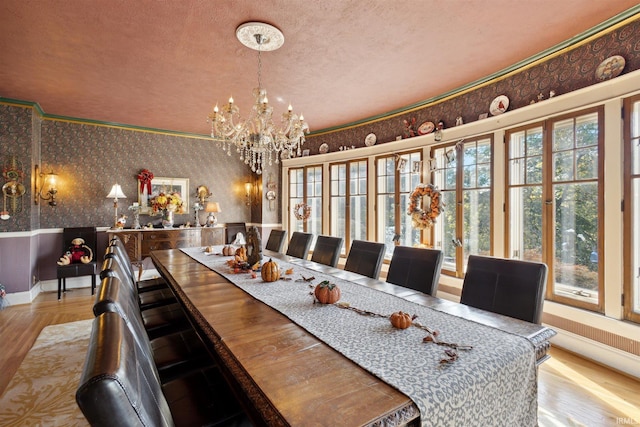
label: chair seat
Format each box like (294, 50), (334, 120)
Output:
(57, 262), (97, 278)
(141, 302), (191, 339)
(139, 287), (177, 310)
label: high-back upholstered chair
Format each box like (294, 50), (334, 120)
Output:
(56, 227), (98, 299)
(344, 240), (386, 279)
(310, 235), (344, 267)
(225, 222), (247, 244)
(460, 255), (548, 324)
(285, 232), (313, 259)
(386, 246), (443, 296)
(265, 229), (287, 253)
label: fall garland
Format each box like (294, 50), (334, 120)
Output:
(407, 183), (443, 229)
(293, 202), (311, 221)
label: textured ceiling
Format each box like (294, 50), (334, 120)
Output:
(0, 1), (638, 136)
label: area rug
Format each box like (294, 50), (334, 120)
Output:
(0, 319), (92, 426)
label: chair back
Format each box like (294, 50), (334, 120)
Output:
(386, 246), (443, 296)
(225, 222), (247, 244)
(265, 229), (287, 253)
(460, 255), (548, 324)
(344, 240), (385, 279)
(311, 235), (344, 267)
(76, 312), (174, 427)
(285, 231), (313, 259)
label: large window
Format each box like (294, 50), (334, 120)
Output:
(624, 95), (640, 323)
(330, 160), (367, 255)
(376, 151), (422, 258)
(506, 107), (604, 312)
(288, 166), (323, 240)
(432, 136), (493, 276)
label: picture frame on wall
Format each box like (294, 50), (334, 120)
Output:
(138, 177), (189, 214)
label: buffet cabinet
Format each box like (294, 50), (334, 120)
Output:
(109, 227), (224, 263)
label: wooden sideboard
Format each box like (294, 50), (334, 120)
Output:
(108, 227), (224, 263)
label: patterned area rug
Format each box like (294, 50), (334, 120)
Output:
(0, 319), (92, 426)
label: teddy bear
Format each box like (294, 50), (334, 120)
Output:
(57, 237), (93, 265)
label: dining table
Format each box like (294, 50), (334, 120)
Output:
(151, 247), (556, 427)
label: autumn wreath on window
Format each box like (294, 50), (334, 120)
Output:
(408, 183), (443, 229)
(293, 202), (311, 221)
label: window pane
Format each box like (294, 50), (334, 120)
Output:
(526, 156), (543, 184)
(553, 118), (575, 151)
(510, 158), (525, 185)
(463, 188), (492, 263)
(527, 129), (543, 156)
(553, 182), (599, 303)
(434, 190), (457, 270)
(553, 151), (574, 182)
(350, 194), (367, 245)
(377, 194), (395, 248)
(576, 113), (599, 147)
(508, 186), (543, 261)
(576, 147), (598, 180)
(633, 179), (640, 315)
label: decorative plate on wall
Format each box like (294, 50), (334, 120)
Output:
(364, 133), (377, 146)
(595, 55), (625, 81)
(417, 121), (434, 135)
(489, 95), (509, 116)
(319, 143), (329, 154)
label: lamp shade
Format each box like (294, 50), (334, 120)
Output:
(205, 201), (221, 213)
(106, 184), (127, 199)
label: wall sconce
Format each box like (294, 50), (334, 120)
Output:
(34, 164), (58, 206)
(106, 184), (127, 228)
(245, 182), (252, 206)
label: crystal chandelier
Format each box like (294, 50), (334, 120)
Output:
(207, 22), (309, 175)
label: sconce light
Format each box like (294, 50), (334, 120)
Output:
(106, 184), (127, 228)
(34, 164), (58, 206)
(245, 182), (252, 206)
(204, 201), (221, 227)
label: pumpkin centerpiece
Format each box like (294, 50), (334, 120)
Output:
(261, 258), (280, 282)
(235, 246), (247, 263)
(314, 281), (341, 304)
(389, 311), (413, 329)
(222, 245), (235, 256)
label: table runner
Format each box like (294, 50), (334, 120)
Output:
(181, 247), (538, 427)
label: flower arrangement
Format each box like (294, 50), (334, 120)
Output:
(150, 192), (185, 214)
(407, 183), (443, 229)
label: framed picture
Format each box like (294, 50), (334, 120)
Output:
(302, 149), (310, 157)
(478, 113), (489, 120)
(138, 177), (189, 214)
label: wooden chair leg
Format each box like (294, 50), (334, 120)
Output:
(58, 278), (62, 300)
(91, 274), (96, 295)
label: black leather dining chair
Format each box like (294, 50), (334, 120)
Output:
(386, 246), (443, 296)
(460, 255), (548, 324)
(285, 231), (313, 259)
(310, 235), (344, 267)
(265, 229), (287, 253)
(56, 227), (98, 299)
(225, 222), (247, 244)
(343, 240), (386, 279)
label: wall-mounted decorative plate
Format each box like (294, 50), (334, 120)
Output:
(266, 190), (276, 200)
(417, 121), (434, 135)
(319, 143), (329, 154)
(595, 55), (625, 81)
(364, 133), (377, 146)
(489, 95), (509, 116)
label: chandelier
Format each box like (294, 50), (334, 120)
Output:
(207, 22), (309, 175)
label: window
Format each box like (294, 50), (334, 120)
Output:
(432, 136), (493, 276)
(330, 160), (367, 255)
(624, 95), (640, 323)
(506, 107), (604, 312)
(288, 166), (323, 241)
(376, 151), (422, 258)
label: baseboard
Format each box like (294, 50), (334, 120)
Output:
(2, 282), (42, 306)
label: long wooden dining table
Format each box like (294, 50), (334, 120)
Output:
(151, 247), (556, 427)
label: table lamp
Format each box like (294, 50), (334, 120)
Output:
(205, 202), (221, 227)
(106, 184), (127, 228)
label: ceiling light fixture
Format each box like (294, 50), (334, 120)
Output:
(207, 22), (309, 175)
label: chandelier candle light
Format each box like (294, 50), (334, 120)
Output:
(208, 22), (309, 175)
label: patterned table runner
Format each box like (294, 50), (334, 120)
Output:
(181, 247), (538, 427)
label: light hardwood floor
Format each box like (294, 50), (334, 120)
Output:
(0, 288), (638, 426)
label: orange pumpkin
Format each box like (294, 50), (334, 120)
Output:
(261, 259), (280, 282)
(390, 311), (412, 329)
(222, 245), (235, 256)
(314, 281), (341, 304)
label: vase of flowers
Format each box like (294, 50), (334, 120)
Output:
(150, 192), (184, 228)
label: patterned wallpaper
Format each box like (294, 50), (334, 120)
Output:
(304, 18), (640, 153)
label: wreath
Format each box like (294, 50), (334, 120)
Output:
(407, 183), (443, 229)
(293, 202), (311, 221)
